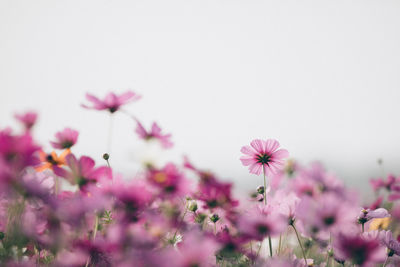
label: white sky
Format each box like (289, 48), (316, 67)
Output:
(1, 0), (400, 199)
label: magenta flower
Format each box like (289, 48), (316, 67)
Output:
(54, 154), (111, 191)
(146, 163), (190, 197)
(240, 139), (289, 175)
(51, 128), (79, 149)
(14, 111), (38, 131)
(0, 130), (40, 184)
(333, 232), (386, 266)
(82, 91), (141, 113)
(370, 174), (397, 192)
(135, 121), (173, 149)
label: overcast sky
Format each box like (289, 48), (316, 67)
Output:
(1, 0), (400, 199)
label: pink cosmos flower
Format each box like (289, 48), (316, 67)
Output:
(0, 130), (40, 185)
(146, 163), (190, 197)
(333, 231), (386, 267)
(14, 111), (38, 131)
(54, 154), (111, 191)
(237, 204), (286, 241)
(51, 128), (79, 149)
(240, 139), (289, 175)
(370, 174), (397, 192)
(82, 91), (141, 113)
(135, 121), (173, 149)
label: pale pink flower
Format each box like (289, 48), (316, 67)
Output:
(240, 139), (289, 175)
(135, 121), (173, 149)
(82, 91), (141, 113)
(51, 127), (79, 149)
(14, 111), (38, 131)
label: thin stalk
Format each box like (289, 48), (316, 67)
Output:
(278, 234), (282, 255)
(262, 165), (273, 257)
(362, 223), (365, 233)
(54, 176), (59, 195)
(383, 256), (389, 267)
(107, 114), (114, 154)
(291, 223), (307, 266)
(172, 202), (188, 243)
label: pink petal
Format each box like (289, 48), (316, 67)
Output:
(85, 93), (106, 109)
(135, 121), (147, 139)
(240, 146), (256, 156)
(249, 163), (262, 175)
(79, 156), (95, 176)
(272, 149), (289, 160)
(151, 122), (162, 135)
(250, 139), (264, 154)
(264, 139), (280, 153)
(240, 156), (255, 166)
(118, 91), (141, 103)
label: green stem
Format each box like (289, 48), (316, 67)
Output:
(362, 223), (365, 233)
(278, 234), (282, 255)
(262, 165), (273, 257)
(383, 256), (389, 267)
(291, 223), (307, 266)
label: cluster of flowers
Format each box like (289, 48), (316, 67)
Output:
(0, 91), (399, 267)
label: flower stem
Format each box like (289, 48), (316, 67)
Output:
(107, 114), (114, 154)
(362, 223), (365, 233)
(383, 256), (389, 267)
(278, 234), (282, 255)
(262, 165), (273, 257)
(291, 223), (307, 266)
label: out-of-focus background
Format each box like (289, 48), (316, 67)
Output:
(1, 0), (399, 199)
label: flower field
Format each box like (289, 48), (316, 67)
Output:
(0, 91), (398, 267)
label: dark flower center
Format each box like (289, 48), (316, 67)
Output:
(61, 141), (73, 149)
(323, 216), (336, 226)
(256, 223), (269, 235)
(256, 154), (271, 165)
(46, 154), (58, 165)
(108, 106), (118, 113)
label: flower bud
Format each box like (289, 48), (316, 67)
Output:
(103, 153), (110, 160)
(210, 214), (220, 223)
(257, 186), (265, 195)
(188, 201), (198, 212)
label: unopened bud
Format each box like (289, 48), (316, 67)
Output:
(210, 214), (220, 223)
(103, 153), (110, 160)
(188, 201), (198, 212)
(257, 186), (265, 195)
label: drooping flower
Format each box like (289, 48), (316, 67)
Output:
(82, 91), (141, 113)
(14, 111), (38, 131)
(35, 149), (70, 172)
(51, 128), (79, 149)
(53, 154), (111, 191)
(240, 139), (289, 175)
(135, 121), (173, 149)
(358, 208), (390, 225)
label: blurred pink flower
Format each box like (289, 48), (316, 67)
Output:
(14, 111), (38, 131)
(54, 154), (111, 191)
(333, 231), (386, 267)
(240, 139), (289, 175)
(135, 121), (173, 149)
(82, 91), (141, 113)
(51, 128), (79, 149)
